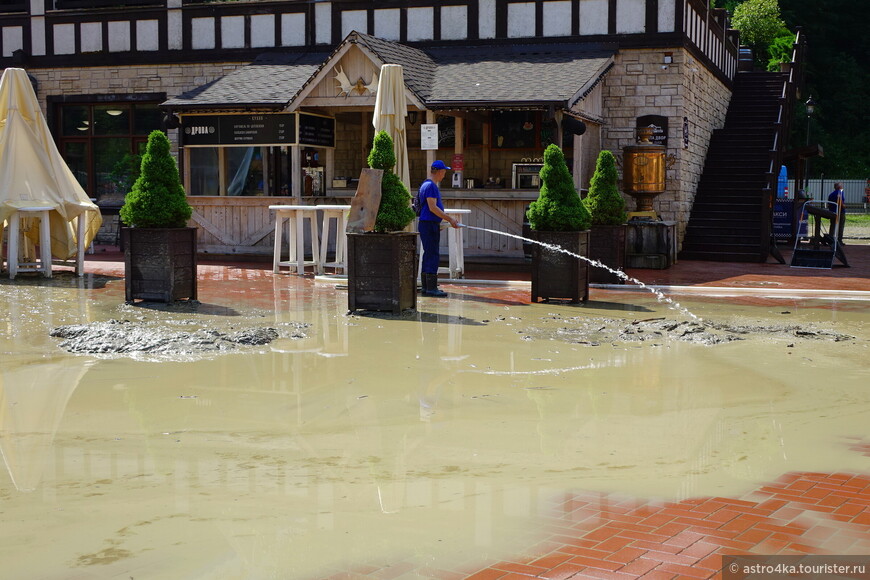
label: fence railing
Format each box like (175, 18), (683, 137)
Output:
(787, 179), (869, 205)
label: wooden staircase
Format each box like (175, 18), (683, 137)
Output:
(679, 72), (787, 262)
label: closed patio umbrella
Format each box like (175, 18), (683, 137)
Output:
(371, 64), (410, 190)
(0, 68), (102, 260)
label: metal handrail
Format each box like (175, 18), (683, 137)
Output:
(761, 27), (805, 259)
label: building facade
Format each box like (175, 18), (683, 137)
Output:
(1, 0), (738, 258)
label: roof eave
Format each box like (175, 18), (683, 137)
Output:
(161, 102), (287, 112)
(425, 99), (568, 111)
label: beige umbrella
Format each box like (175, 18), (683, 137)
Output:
(371, 64), (410, 190)
(0, 68), (102, 259)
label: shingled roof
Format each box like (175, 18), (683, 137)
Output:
(163, 32), (615, 111)
(162, 51), (328, 110)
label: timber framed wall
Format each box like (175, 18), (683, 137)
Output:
(2, 0), (737, 83)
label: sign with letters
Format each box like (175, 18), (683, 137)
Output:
(181, 114), (296, 146)
(298, 113), (335, 147)
(180, 112), (337, 148)
(637, 115), (668, 148)
(420, 124), (439, 150)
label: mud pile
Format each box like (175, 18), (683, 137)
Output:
(515, 315), (856, 347)
(50, 319), (308, 358)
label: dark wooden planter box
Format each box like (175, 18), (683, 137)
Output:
(346, 232), (418, 314)
(589, 224), (627, 284)
(530, 230), (590, 303)
(123, 227), (197, 303)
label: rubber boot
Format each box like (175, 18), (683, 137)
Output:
(423, 273), (447, 297)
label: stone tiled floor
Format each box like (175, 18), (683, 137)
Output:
(30, 245), (870, 579)
(462, 457), (870, 579)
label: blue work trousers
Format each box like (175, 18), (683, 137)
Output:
(418, 220), (442, 274)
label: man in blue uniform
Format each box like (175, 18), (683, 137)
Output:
(417, 160), (460, 297)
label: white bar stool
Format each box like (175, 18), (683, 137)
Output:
(7, 207), (53, 279)
(444, 208), (470, 279)
(317, 204), (351, 274)
(270, 205), (321, 275)
(416, 208), (471, 280)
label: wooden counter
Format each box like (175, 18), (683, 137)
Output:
(188, 190), (540, 258)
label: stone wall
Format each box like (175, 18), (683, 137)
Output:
(601, 47), (732, 245)
(27, 62), (245, 245)
(28, 62), (245, 118)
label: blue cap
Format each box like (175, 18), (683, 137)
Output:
(431, 160), (451, 170)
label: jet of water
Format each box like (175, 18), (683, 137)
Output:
(459, 224), (701, 321)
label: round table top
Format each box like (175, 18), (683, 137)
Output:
(269, 204), (319, 211)
(270, 204), (350, 211)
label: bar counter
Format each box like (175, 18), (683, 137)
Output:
(187, 189), (540, 258)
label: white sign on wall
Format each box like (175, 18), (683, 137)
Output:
(420, 123), (439, 150)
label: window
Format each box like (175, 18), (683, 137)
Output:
(491, 111), (575, 149)
(54, 100), (163, 201)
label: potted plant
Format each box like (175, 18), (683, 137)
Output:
(120, 130), (197, 303)
(526, 144), (592, 303)
(346, 131), (418, 314)
(583, 149), (628, 284)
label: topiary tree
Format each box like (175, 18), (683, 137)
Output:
(368, 130), (415, 233)
(583, 150), (627, 225)
(526, 144), (591, 231)
(120, 130), (192, 228)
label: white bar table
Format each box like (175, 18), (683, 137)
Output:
(270, 205), (321, 275)
(317, 205), (351, 274)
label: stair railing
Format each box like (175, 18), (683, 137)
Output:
(760, 27), (806, 260)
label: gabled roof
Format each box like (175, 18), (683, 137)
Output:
(348, 33), (437, 102)
(163, 32), (615, 112)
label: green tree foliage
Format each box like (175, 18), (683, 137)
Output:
(731, 0), (784, 47)
(731, 0), (785, 65)
(120, 130), (192, 228)
(526, 144), (591, 232)
(779, 0), (870, 177)
(109, 152), (142, 196)
(765, 30), (795, 72)
(583, 150), (626, 226)
(367, 131), (415, 233)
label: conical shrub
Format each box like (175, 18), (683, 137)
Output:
(120, 130), (192, 228)
(526, 144), (591, 231)
(368, 130), (415, 233)
(583, 150), (626, 225)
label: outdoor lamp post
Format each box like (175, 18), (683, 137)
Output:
(804, 95), (816, 196)
(805, 95), (816, 146)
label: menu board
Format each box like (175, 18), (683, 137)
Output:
(181, 114), (296, 146)
(298, 113), (335, 147)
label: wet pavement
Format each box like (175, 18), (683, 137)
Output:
(1, 245), (868, 579)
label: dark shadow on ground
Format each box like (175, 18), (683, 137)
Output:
(574, 300), (655, 313)
(125, 299), (243, 317)
(346, 309), (486, 326)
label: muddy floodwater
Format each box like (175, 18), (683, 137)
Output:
(1, 272), (869, 579)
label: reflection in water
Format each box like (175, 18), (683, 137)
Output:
(0, 277), (868, 578)
(0, 356), (92, 491)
